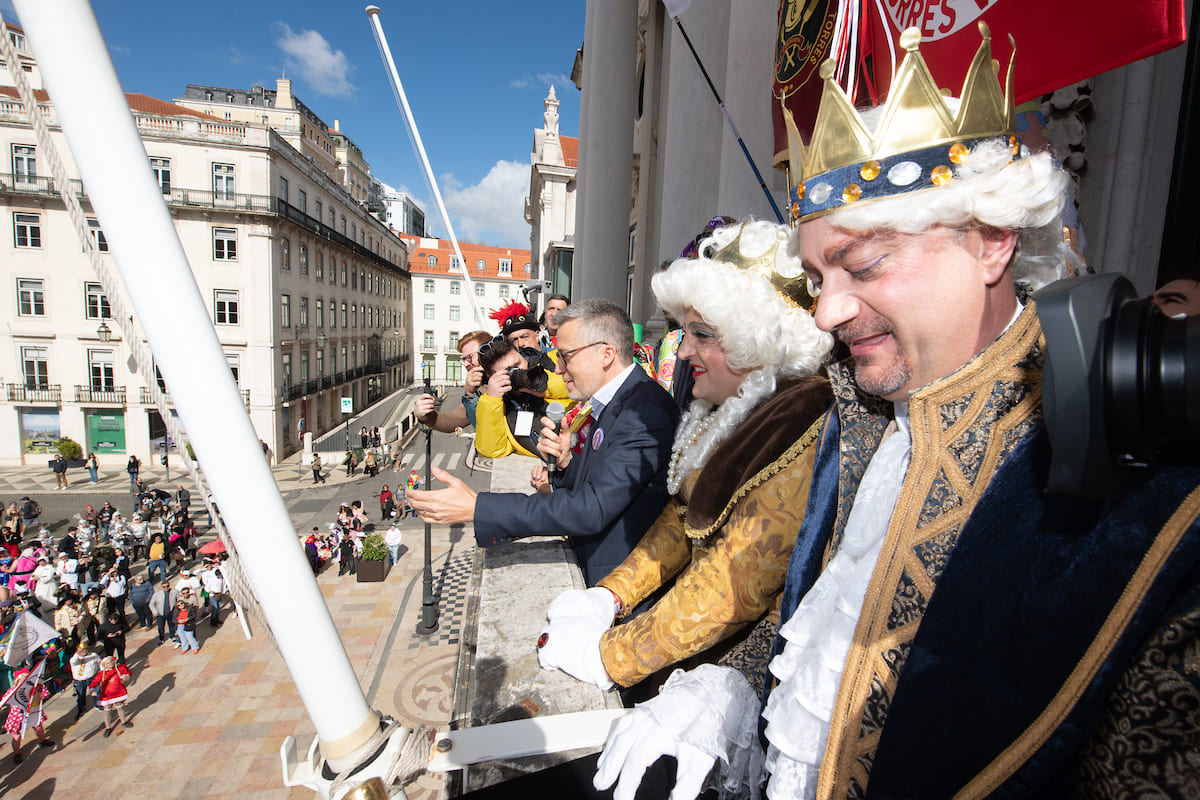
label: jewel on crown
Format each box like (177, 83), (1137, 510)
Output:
(782, 22), (1019, 224)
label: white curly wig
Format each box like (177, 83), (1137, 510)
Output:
(653, 220), (834, 482)
(790, 124), (1072, 290)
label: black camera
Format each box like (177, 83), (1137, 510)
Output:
(505, 348), (553, 393)
(1036, 273), (1200, 498)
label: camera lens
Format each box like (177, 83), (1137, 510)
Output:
(1038, 273), (1200, 497)
(1106, 296), (1200, 465)
(506, 366), (528, 390)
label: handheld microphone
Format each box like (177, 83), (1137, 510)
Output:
(542, 401), (567, 466)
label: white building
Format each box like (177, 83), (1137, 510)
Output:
(382, 187), (427, 237)
(525, 87), (578, 297)
(400, 235), (532, 384)
(0, 22), (412, 465)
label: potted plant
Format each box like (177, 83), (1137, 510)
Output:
(356, 532), (390, 583)
(56, 436), (87, 467)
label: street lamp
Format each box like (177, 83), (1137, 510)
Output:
(96, 320), (112, 342)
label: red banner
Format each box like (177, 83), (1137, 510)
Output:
(772, 0), (839, 167)
(774, 0), (1187, 166)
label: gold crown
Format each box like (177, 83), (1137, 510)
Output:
(709, 224), (816, 310)
(783, 22), (1018, 223)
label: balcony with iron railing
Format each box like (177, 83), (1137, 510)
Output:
(0, 175), (405, 276)
(5, 384), (61, 404)
(141, 386), (249, 408)
(74, 385), (127, 405)
(276, 200), (407, 276)
(164, 186), (273, 213)
(0, 172), (272, 214)
(0, 173), (57, 195)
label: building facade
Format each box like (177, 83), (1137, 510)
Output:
(401, 235), (532, 385)
(526, 87), (578, 298)
(382, 188), (427, 238)
(0, 22), (412, 465)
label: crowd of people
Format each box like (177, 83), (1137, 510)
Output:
(0, 478), (231, 762)
(300, 496), (406, 577)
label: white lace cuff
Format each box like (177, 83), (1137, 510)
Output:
(640, 664), (765, 799)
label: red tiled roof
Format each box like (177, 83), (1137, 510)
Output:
(561, 135), (579, 168)
(398, 233), (531, 279)
(0, 86), (48, 103)
(127, 93), (226, 121)
(0, 87), (227, 123)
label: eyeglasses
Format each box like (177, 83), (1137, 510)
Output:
(557, 341), (607, 366)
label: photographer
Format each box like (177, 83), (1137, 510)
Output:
(415, 330), (490, 433)
(473, 336), (572, 459)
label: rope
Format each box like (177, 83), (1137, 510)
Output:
(0, 11), (274, 650)
(325, 717), (435, 797)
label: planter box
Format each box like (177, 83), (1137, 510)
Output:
(355, 557), (390, 583)
(48, 459), (88, 468)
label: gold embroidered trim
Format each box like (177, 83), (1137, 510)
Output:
(684, 412), (826, 541)
(953, 483), (1200, 800)
(818, 307), (1045, 800)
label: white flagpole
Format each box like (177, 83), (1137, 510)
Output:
(10, 0), (385, 777)
(365, 6), (489, 330)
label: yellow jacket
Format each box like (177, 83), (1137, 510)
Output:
(474, 360), (573, 459)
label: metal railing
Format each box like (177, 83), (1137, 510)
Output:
(276, 200), (407, 276)
(164, 187), (272, 213)
(0, 176), (405, 277)
(141, 386), (248, 407)
(5, 383), (61, 403)
(0, 172), (57, 195)
(73, 385), (127, 404)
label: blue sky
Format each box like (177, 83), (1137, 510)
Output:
(1, 0), (584, 248)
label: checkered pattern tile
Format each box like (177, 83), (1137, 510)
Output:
(408, 551), (474, 648)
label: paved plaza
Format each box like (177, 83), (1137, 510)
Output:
(0, 441), (484, 800)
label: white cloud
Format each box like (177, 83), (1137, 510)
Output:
(509, 72), (572, 92)
(537, 72), (572, 90)
(442, 160), (530, 248)
(274, 24), (354, 97)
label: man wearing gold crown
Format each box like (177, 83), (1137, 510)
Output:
(583, 24), (1200, 800)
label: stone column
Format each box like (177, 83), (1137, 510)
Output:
(1078, 43), (1190, 292)
(574, 0), (638, 304)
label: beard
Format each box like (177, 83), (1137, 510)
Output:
(838, 320), (912, 398)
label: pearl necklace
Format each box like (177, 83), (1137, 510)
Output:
(667, 412), (717, 495)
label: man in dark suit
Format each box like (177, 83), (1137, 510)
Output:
(408, 299), (678, 585)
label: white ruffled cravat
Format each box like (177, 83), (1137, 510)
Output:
(762, 403), (912, 800)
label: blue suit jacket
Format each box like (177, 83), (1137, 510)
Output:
(473, 367), (678, 585)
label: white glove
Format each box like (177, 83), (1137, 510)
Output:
(594, 708), (716, 800)
(593, 665), (764, 800)
(546, 587), (618, 627)
(536, 615), (613, 689)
